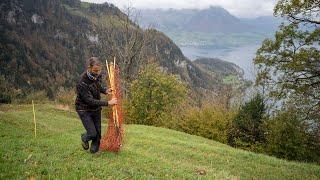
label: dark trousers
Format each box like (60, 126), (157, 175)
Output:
(77, 110), (101, 149)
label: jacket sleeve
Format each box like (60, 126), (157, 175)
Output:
(98, 77), (108, 94)
(77, 83), (108, 106)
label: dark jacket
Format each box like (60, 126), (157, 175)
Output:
(75, 72), (108, 111)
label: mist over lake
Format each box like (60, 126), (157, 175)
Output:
(180, 44), (260, 80)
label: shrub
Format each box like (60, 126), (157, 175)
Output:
(15, 90), (49, 104)
(265, 108), (320, 163)
(55, 87), (76, 106)
(0, 92), (11, 104)
(126, 63), (187, 126)
(0, 75), (11, 104)
(176, 104), (237, 143)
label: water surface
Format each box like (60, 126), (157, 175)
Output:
(180, 44), (260, 80)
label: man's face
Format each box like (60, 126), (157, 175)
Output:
(90, 65), (102, 76)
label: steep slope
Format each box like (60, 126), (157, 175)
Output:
(0, 0), (127, 95)
(0, 103), (319, 179)
(0, 0), (233, 100)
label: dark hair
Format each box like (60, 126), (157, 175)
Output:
(86, 57), (101, 68)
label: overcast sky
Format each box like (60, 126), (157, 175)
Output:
(81, 0), (277, 18)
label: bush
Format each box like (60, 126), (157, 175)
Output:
(126, 63), (187, 126)
(175, 104), (237, 143)
(13, 90), (49, 104)
(0, 75), (11, 104)
(265, 108), (320, 163)
(55, 87), (76, 106)
(0, 92), (11, 104)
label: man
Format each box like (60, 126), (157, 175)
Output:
(75, 57), (117, 153)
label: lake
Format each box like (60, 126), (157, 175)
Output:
(180, 44), (261, 80)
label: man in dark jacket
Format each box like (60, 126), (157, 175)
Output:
(75, 57), (117, 153)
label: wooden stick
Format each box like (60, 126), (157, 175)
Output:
(106, 60), (119, 132)
(109, 62), (119, 130)
(105, 59), (111, 81)
(32, 100), (37, 138)
(112, 57), (119, 127)
(115, 109), (119, 126)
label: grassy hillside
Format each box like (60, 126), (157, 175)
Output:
(0, 104), (319, 179)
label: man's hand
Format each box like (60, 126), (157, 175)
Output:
(105, 88), (113, 95)
(108, 98), (118, 106)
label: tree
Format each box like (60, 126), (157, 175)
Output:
(274, 0), (320, 25)
(228, 94), (266, 152)
(97, 4), (155, 96)
(254, 0), (320, 120)
(126, 63), (187, 126)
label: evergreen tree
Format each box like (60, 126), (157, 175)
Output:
(228, 94), (266, 151)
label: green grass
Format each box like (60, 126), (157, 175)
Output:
(0, 104), (319, 179)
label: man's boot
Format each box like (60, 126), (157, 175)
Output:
(90, 137), (100, 153)
(81, 133), (89, 150)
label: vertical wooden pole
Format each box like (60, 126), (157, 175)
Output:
(109, 61), (119, 129)
(113, 57), (120, 127)
(106, 59), (111, 81)
(32, 100), (37, 138)
(113, 57), (119, 121)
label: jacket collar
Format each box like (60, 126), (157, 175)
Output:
(86, 70), (100, 81)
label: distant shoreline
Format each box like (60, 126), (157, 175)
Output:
(180, 44), (259, 80)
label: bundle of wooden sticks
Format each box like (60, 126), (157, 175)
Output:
(99, 57), (124, 152)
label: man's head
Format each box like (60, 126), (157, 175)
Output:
(87, 57), (102, 77)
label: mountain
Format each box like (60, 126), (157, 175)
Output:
(138, 7), (280, 34)
(185, 6), (249, 33)
(194, 58), (244, 80)
(1, 103), (319, 178)
(141, 6), (250, 32)
(138, 7), (281, 49)
(0, 0), (243, 102)
(240, 16), (283, 33)
(194, 58), (248, 99)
